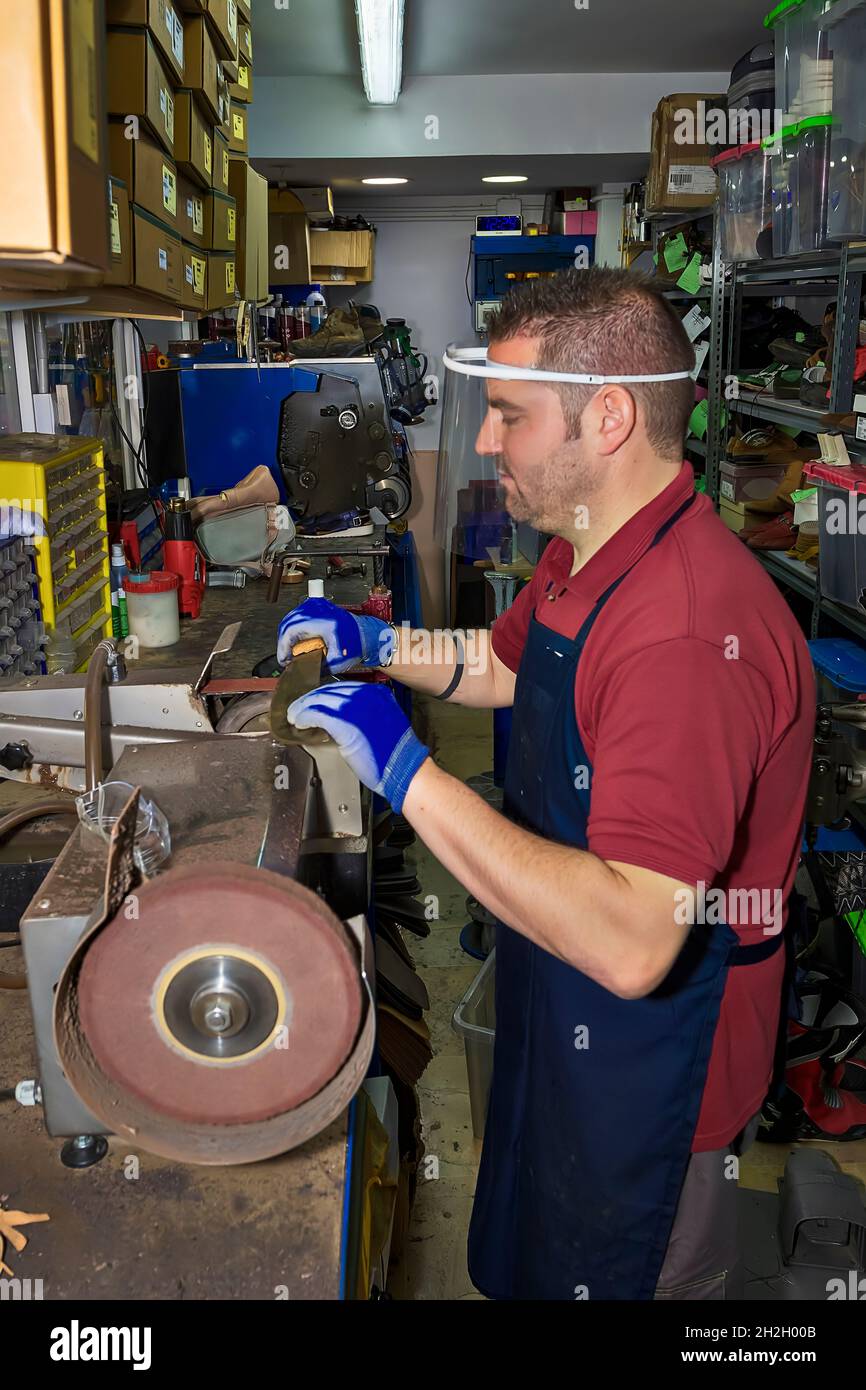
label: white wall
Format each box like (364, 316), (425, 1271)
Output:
(328, 195), (544, 450)
(252, 71), (730, 161)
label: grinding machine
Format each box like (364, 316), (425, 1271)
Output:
(2, 627), (376, 1167)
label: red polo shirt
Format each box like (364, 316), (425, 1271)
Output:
(492, 463), (815, 1150)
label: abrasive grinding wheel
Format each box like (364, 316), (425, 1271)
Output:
(55, 862), (373, 1165)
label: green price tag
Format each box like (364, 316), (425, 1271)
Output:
(663, 232), (688, 272)
(688, 399), (709, 440)
(676, 252), (703, 295)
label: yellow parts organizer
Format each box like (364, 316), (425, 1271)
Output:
(0, 434), (112, 672)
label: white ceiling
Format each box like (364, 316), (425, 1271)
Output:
(253, 0), (770, 78)
(252, 151), (649, 199)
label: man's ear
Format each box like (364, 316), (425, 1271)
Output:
(586, 386), (637, 456)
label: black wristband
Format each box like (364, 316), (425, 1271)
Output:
(434, 632), (465, 701)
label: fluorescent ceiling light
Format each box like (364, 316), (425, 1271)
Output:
(482, 175), (528, 184)
(355, 0), (405, 106)
(362, 176), (409, 185)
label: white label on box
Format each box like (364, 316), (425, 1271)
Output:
(857, 415), (866, 442)
(110, 199), (121, 255)
(170, 9), (184, 67)
(185, 263), (193, 285)
(690, 339), (710, 380)
(55, 384), (72, 427)
(720, 478), (735, 501)
(667, 165), (717, 196)
(162, 89), (174, 142)
(682, 303), (711, 342)
(228, 0), (238, 41)
(159, 248), (168, 271)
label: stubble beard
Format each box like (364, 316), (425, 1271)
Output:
(503, 436), (599, 534)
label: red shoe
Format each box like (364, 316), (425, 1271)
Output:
(746, 514), (798, 550)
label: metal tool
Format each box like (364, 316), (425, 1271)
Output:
(269, 636), (330, 746)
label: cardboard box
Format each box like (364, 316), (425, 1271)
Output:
(106, 176), (132, 285)
(718, 498), (763, 534)
(202, 191), (236, 250)
(183, 15), (220, 122)
(268, 211), (311, 285)
(228, 101), (248, 154)
(269, 188), (305, 214)
(238, 15), (251, 62)
(174, 89), (213, 187)
(108, 122), (179, 229)
(309, 229), (373, 271)
(645, 93), (724, 214)
(227, 156), (266, 297)
(205, 0), (238, 61)
(131, 206), (181, 298)
(106, 28), (176, 157)
(1, 0), (109, 273)
(291, 187), (333, 222)
(205, 250), (236, 309)
(177, 173), (206, 246)
(229, 58), (252, 102)
(105, 0), (185, 83)
(236, 0), (250, 20)
(213, 131), (231, 192)
(180, 241), (207, 310)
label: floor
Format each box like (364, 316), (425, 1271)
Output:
(396, 695), (492, 1301)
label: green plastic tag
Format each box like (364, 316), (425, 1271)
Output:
(796, 331), (805, 342)
(663, 232), (688, 272)
(694, 475), (707, 493)
(791, 486), (817, 503)
(676, 252), (703, 295)
(688, 399), (709, 440)
(653, 251), (658, 266)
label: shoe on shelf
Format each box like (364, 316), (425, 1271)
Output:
(772, 367), (803, 399)
(726, 426), (813, 467)
(746, 513), (798, 550)
(286, 306), (368, 358)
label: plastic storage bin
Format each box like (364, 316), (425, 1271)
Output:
(766, 114), (833, 254)
(452, 950), (495, 1140)
(713, 142), (773, 261)
(826, 0), (866, 239)
(727, 42), (777, 146)
(764, 0), (834, 122)
(766, 120), (802, 254)
(719, 458), (789, 502)
(804, 459), (866, 609)
(796, 113), (834, 250)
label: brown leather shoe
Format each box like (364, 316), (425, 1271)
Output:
(189, 465), (280, 524)
(746, 513), (797, 550)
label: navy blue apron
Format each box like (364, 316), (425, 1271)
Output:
(468, 495), (783, 1301)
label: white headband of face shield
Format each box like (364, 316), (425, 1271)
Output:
(443, 343), (691, 385)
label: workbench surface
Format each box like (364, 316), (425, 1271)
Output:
(0, 580), (369, 1301)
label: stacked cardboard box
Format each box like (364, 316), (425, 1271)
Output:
(104, 0), (250, 308)
(645, 93), (724, 215)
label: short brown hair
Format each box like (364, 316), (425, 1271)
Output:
(487, 267), (695, 457)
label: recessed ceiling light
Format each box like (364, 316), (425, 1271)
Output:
(362, 176), (409, 185)
(482, 175), (528, 184)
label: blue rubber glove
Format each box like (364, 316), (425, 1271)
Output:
(277, 597), (394, 674)
(286, 682), (429, 812)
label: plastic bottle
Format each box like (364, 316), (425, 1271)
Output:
(306, 287), (327, 332)
(110, 542), (130, 639)
(308, 578), (325, 598)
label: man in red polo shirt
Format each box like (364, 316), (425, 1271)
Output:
(280, 268), (815, 1300)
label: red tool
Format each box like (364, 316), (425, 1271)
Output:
(162, 498), (206, 619)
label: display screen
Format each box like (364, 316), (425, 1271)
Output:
(476, 215), (522, 233)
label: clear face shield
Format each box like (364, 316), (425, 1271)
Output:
(433, 343), (693, 563)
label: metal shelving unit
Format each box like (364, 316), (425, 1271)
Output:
(706, 238), (866, 643)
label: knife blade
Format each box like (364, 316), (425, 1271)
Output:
(269, 636), (331, 745)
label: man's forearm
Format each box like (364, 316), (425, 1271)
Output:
(402, 759), (685, 999)
(383, 626), (507, 707)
